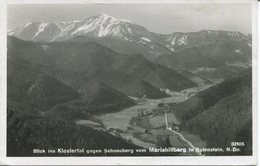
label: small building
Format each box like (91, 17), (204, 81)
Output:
(138, 109), (146, 117)
(144, 129), (152, 134)
(148, 114), (155, 118)
(107, 128), (124, 133)
(171, 123), (181, 131)
(127, 126), (134, 130)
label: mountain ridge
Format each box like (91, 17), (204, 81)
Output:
(8, 36), (194, 99)
(8, 13), (251, 60)
(156, 39), (252, 79)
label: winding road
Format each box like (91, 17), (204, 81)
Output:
(166, 127), (202, 155)
(97, 92), (205, 154)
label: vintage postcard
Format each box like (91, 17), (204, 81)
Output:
(0, 0), (258, 165)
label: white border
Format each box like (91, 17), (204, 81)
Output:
(0, 0), (7, 165)
(0, 0), (258, 165)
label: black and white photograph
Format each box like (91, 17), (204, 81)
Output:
(0, 0), (257, 164)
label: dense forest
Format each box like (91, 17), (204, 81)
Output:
(171, 69), (251, 121)
(171, 69), (252, 155)
(7, 106), (141, 156)
(184, 90), (252, 155)
(7, 99), (182, 156)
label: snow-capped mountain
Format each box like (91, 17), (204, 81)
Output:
(8, 13), (251, 60)
(8, 13), (152, 42)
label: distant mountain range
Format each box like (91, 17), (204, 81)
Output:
(8, 13), (252, 80)
(157, 39), (252, 79)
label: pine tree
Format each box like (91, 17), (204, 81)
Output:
(165, 135), (171, 147)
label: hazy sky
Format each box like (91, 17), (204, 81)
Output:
(8, 3), (252, 34)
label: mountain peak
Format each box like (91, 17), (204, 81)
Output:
(69, 13), (133, 38)
(95, 13), (131, 23)
(96, 13), (117, 23)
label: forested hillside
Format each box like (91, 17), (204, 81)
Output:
(185, 90), (252, 155)
(171, 69), (252, 155)
(7, 109), (139, 156)
(171, 69), (251, 121)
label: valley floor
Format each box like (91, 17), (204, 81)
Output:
(76, 84), (212, 156)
